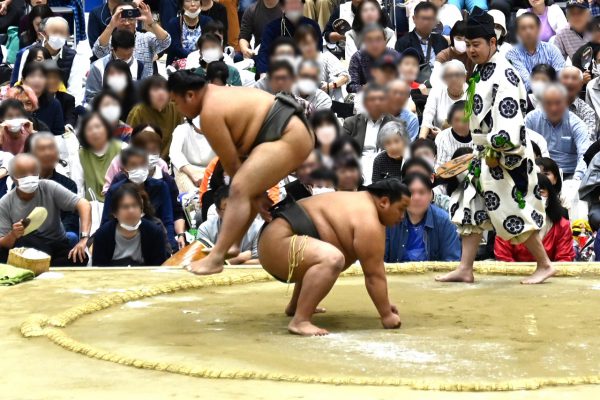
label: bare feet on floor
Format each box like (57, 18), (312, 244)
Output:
(185, 255), (225, 275)
(521, 265), (556, 284)
(288, 319), (329, 336)
(284, 304), (326, 317)
(435, 268), (475, 283)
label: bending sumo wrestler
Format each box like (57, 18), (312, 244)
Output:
(168, 70), (315, 275)
(258, 179), (411, 336)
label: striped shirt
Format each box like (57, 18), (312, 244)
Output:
(434, 128), (473, 169)
(554, 28), (589, 60)
(506, 42), (565, 91)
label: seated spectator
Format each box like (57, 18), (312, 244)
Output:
(238, 0), (282, 59)
(507, 12), (566, 92)
(401, 156), (450, 211)
(419, 60), (467, 139)
(19, 4), (54, 48)
(21, 62), (64, 135)
(130, 130), (187, 249)
(345, 0), (396, 60)
(170, 117), (216, 193)
(85, 29), (144, 105)
(91, 90), (133, 142)
(293, 59), (332, 110)
(410, 137), (438, 170)
(435, 100), (472, 168)
(192, 33), (242, 86)
(44, 60), (76, 130)
(398, 48), (428, 113)
(527, 63), (557, 112)
(205, 60), (229, 85)
(516, 0), (569, 43)
(395, 2), (448, 83)
(199, 0), (228, 44)
(72, 112), (125, 201)
(572, 15), (600, 73)
(21, 44), (50, 66)
(127, 76), (184, 159)
(12, 17), (78, 96)
(560, 66), (598, 142)
(322, 0), (360, 54)
(431, 21), (475, 88)
(102, 147), (177, 251)
(334, 156), (364, 191)
(0, 99), (36, 155)
(296, 24), (349, 101)
(371, 121), (408, 183)
(495, 173), (575, 261)
(284, 149), (321, 201)
(99, 59), (139, 120)
(261, 60), (315, 117)
(87, 0), (118, 48)
(93, 2), (171, 79)
(387, 79), (419, 141)
(342, 84), (395, 154)
(256, 0), (322, 74)
(554, 1), (591, 60)
(309, 167), (336, 193)
(347, 24), (399, 93)
(330, 134), (361, 160)
(197, 185), (261, 264)
(311, 109), (340, 167)
(385, 173), (461, 262)
(165, 0), (212, 65)
(253, 37), (299, 91)
(488, 9), (513, 57)
(92, 183), (170, 266)
(525, 83), (590, 180)
(0, 153), (91, 266)
(429, 0), (462, 35)
(30, 132), (79, 246)
(185, 19), (235, 68)
(370, 53), (400, 87)
(536, 156), (569, 209)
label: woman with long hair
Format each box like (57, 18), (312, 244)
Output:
(102, 59), (138, 121)
(344, 0), (394, 60)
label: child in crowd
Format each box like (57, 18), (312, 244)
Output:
(434, 100), (472, 169)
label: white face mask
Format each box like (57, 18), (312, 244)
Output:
(202, 48), (222, 64)
(120, 219), (142, 231)
(286, 10), (303, 23)
(315, 125), (337, 146)
(107, 74), (128, 92)
(531, 81), (546, 99)
(148, 154), (160, 168)
(128, 168), (149, 184)
(47, 35), (66, 50)
(312, 187), (335, 195)
(100, 104), (121, 123)
(184, 9), (201, 18)
(494, 28), (503, 41)
(17, 175), (40, 194)
(453, 40), (467, 54)
(4, 119), (24, 133)
(296, 78), (317, 95)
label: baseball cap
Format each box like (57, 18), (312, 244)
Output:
(566, 0), (589, 9)
(374, 53), (400, 69)
(399, 47), (422, 63)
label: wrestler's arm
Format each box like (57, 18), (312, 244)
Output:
(354, 224), (395, 319)
(199, 110), (242, 177)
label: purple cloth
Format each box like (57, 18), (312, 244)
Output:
(535, 8), (555, 42)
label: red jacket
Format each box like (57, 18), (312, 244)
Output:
(494, 218), (575, 262)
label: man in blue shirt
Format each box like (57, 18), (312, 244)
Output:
(257, 0), (322, 74)
(525, 83), (591, 180)
(506, 12), (565, 91)
(385, 173), (461, 262)
(387, 79), (420, 141)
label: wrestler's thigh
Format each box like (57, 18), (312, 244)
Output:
(258, 222), (345, 283)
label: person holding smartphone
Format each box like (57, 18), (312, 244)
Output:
(92, 1), (171, 79)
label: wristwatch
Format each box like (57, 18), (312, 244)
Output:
(177, 233), (186, 238)
(80, 232), (90, 239)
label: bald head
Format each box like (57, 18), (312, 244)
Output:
(387, 80), (411, 115)
(8, 153), (40, 180)
(42, 17), (69, 36)
(559, 66), (584, 101)
(542, 83), (568, 125)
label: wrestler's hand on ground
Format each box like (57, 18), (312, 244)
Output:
(381, 312), (401, 329)
(253, 193), (273, 222)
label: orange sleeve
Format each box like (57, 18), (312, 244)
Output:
(199, 157), (219, 204)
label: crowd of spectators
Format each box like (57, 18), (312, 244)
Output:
(0, 0), (599, 267)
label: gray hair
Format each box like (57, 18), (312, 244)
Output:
(542, 82), (568, 101)
(360, 23), (385, 41)
(442, 59), (467, 76)
(378, 121), (409, 149)
(7, 153), (40, 178)
(42, 16), (69, 33)
(559, 66), (583, 81)
(29, 132), (57, 153)
(297, 59), (321, 75)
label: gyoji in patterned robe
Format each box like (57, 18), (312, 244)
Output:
(449, 52), (545, 244)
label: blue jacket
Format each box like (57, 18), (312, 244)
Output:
(385, 204), (461, 262)
(33, 96), (65, 136)
(92, 218), (170, 266)
(101, 175), (177, 250)
(164, 15), (212, 65)
(257, 16), (322, 73)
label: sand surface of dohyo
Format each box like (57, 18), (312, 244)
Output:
(2, 266), (600, 399)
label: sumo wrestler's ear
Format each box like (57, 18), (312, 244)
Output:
(379, 196), (391, 209)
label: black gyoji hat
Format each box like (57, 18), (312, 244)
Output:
(465, 6), (496, 40)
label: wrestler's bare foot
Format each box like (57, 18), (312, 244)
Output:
(285, 304), (326, 317)
(288, 319), (329, 336)
(185, 254), (224, 275)
(435, 268), (475, 283)
(521, 265), (556, 284)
